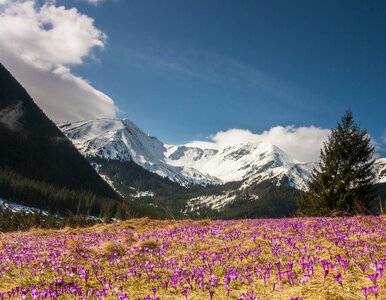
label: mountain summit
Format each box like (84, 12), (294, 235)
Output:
(58, 119), (221, 186)
(58, 118), (386, 216)
(58, 118), (316, 190)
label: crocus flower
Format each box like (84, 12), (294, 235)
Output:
(360, 264), (367, 272)
(182, 287), (188, 298)
(371, 285), (379, 299)
(362, 287), (370, 300)
(368, 273), (378, 285)
(333, 273), (342, 286)
(161, 281), (168, 289)
(323, 269), (329, 282)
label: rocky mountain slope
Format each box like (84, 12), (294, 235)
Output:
(375, 158), (386, 183)
(59, 119), (221, 187)
(0, 64), (124, 208)
(0, 63), (131, 218)
(58, 118), (317, 191)
(58, 118), (386, 215)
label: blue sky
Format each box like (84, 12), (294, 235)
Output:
(1, 0), (385, 157)
(69, 0), (386, 146)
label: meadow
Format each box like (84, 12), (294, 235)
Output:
(0, 217), (385, 299)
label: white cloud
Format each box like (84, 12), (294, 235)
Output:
(0, 0), (117, 122)
(187, 126), (331, 162)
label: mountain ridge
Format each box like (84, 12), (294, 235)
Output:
(58, 118), (386, 215)
(58, 118), (319, 190)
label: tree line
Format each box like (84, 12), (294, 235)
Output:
(0, 209), (101, 232)
(0, 168), (136, 220)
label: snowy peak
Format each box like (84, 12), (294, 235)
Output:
(58, 119), (221, 186)
(375, 158), (386, 183)
(166, 141), (297, 184)
(59, 118), (386, 192)
(58, 119), (165, 162)
(59, 118), (313, 189)
(166, 145), (218, 162)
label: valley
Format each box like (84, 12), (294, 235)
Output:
(57, 118), (386, 218)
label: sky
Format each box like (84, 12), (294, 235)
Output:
(0, 0), (385, 161)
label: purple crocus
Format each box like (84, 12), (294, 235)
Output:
(368, 273), (378, 285)
(360, 264), (367, 272)
(333, 273), (342, 287)
(182, 287), (188, 298)
(362, 287), (370, 300)
(323, 269), (329, 282)
(371, 285), (379, 299)
(275, 261), (281, 272)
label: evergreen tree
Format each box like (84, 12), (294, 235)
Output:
(298, 110), (376, 216)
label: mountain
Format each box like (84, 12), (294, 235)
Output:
(165, 142), (315, 190)
(375, 158), (386, 183)
(0, 63), (127, 217)
(2, 61), (383, 219)
(58, 119), (221, 187)
(58, 118), (316, 216)
(58, 119), (315, 190)
(59, 118), (386, 217)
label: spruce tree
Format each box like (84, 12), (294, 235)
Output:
(298, 111), (376, 216)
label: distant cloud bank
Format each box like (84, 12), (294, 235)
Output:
(187, 126), (331, 162)
(0, 0), (117, 122)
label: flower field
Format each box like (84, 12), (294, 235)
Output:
(0, 217), (385, 300)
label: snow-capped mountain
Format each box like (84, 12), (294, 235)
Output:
(58, 118), (315, 190)
(58, 118), (386, 213)
(58, 119), (221, 186)
(240, 161), (315, 191)
(60, 119), (165, 163)
(165, 142), (293, 182)
(375, 158), (386, 183)
(165, 142), (313, 190)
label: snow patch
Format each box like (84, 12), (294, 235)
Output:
(58, 118), (386, 193)
(0, 198), (49, 215)
(375, 158), (386, 183)
(132, 190), (155, 198)
(185, 191), (237, 212)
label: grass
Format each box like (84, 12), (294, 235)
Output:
(0, 216), (384, 299)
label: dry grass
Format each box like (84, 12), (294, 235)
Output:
(100, 241), (126, 256)
(132, 239), (159, 249)
(61, 226), (82, 235)
(0, 217), (384, 299)
(27, 227), (56, 236)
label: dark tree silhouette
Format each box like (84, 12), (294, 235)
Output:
(298, 111), (376, 216)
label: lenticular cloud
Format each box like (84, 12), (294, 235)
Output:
(0, 0), (117, 122)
